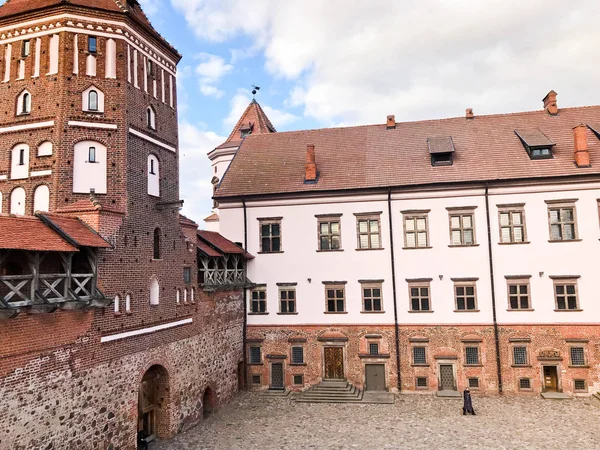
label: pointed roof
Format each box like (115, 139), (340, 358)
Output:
(217, 100), (276, 149)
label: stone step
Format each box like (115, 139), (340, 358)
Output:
(260, 389), (291, 398)
(311, 385), (354, 393)
(296, 380), (363, 404)
(301, 391), (360, 400)
(296, 393), (363, 403)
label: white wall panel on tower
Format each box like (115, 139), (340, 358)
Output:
(10, 144), (29, 180)
(73, 141), (107, 194)
(4, 43), (11, 82)
(133, 49), (139, 87)
(86, 54), (96, 77)
(105, 39), (116, 78)
(73, 34), (79, 75)
(34, 38), (41, 77)
(37, 141), (53, 156)
(18, 60), (25, 79)
(48, 34), (59, 74)
(10, 187), (26, 215)
(127, 45), (131, 82)
(33, 185), (50, 212)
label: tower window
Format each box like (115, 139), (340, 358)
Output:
(22, 40), (30, 57)
(19, 148), (25, 166)
(88, 36), (97, 53)
(20, 92), (31, 114)
(88, 147), (96, 163)
(150, 159), (155, 175)
(88, 90), (98, 111)
(153, 228), (161, 259)
(147, 107), (156, 130)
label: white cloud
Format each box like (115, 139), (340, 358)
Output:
(224, 91), (298, 128)
(178, 121), (225, 225)
(194, 52), (233, 98)
(171, 0), (600, 125)
(137, 0), (160, 17)
(200, 85), (225, 98)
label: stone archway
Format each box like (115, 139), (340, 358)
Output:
(138, 365), (170, 441)
(202, 386), (216, 419)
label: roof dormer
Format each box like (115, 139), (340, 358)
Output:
(515, 129), (555, 160)
(428, 136), (455, 166)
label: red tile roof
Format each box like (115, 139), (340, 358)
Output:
(216, 105), (600, 198)
(39, 214), (111, 248)
(0, 215), (78, 252)
(197, 230), (254, 259)
(196, 239), (222, 258)
(54, 197), (124, 215)
(179, 214), (199, 229)
(204, 212), (219, 222)
(222, 100), (276, 145)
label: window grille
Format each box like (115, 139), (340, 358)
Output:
(570, 347), (585, 366)
(468, 378), (479, 389)
(416, 377), (428, 388)
(252, 375), (261, 385)
(465, 347), (479, 365)
(291, 346), (304, 364)
(413, 347), (427, 365)
(513, 346), (528, 366)
(519, 378), (531, 390)
(369, 343), (379, 355)
(249, 346), (261, 364)
(293, 375), (304, 385)
(574, 379), (586, 391)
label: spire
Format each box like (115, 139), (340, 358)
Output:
(223, 100), (276, 145)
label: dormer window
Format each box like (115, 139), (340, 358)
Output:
(428, 136), (455, 166)
(515, 129), (555, 160)
(240, 122), (253, 139)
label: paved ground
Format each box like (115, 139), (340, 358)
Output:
(152, 392), (600, 450)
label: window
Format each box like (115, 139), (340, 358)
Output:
(318, 217), (341, 250)
(279, 288), (296, 314)
(183, 267), (191, 284)
(149, 276), (159, 305)
(574, 379), (587, 392)
(153, 228), (161, 259)
(530, 147), (552, 158)
(356, 215), (381, 249)
(498, 206), (526, 243)
(183, 288), (188, 303)
(416, 377), (428, 389)
(18, 91), (31, 115)
(291, 346), (304, 364)
(431, 152), (453, 166)
(412, 346), (427, 365)
(408, 281), (431, 312)
(125, 294), (131, 312)
(362, 283), (382, 312)
(250, 288), (266, 313)
(88, 90), (98, 111)
(369, 343), (379, 355)
(252, 375), (261, 385)
(449, 210), (475, 245)
(146, 107), (156, 130)
(547, 202), (578, 241)
(454, 281), (477, 311)
(147, 59), (154, 77)
(259, 219), (282, 253)
(519, 378), (531, 390)
(249, 346), (261, 364)
(570, 347), (586, 366)
(293, 374), (304, 385)
(18, 148), (25, 166)
(190, 288), (194, 303)
(114, 295), (120, 313)
(512, 346), (528, 366)
(88, 36), (97, 53)
(403, 212), (429, 248)
(507, 278), (530, 310)
(88, 147), (96, 163)
(176, 289), (180, 304)
(553, 278), (579, 310)
(325, 284), (345, 313)
(22, 40), (30, 57)
(468, 378), (480, 389)
(148, 154), (160, 197)
(465, 346), (480, 365)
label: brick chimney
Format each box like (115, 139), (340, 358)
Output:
(543, 90), (558, 115)
(305, 144), (317, 182)
(466, 108), (474, 119)
(386, 115), (396, 129)
(573, 124), (591, 168)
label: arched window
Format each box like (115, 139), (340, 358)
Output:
(147, 107), (156, 130)
(33, 185), (50, 212)
(88, 90), (98, 111)
(190, 288), (195, 303)
(10, 187), (26, 215)
(125, 294), (131, 312)
(176, 289), (180, 304)
(147, 154), (160, 197)
(17, 90), (31, 115)
(149, 276), (159, 305)
(114, 294), (120, 313)
(10, 144), (29, 180)
(183, 288), (188, 304)
(153, 228), (161, 259)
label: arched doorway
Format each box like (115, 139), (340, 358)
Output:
(202, 387), (216, 419)
(138, 365), (170, 441)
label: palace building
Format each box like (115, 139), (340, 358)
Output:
(211, 91), (600, 397)
(0, 1), (248, 449)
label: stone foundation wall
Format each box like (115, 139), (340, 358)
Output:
(247, 323), (600, 395)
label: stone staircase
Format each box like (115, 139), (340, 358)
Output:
(295, 380), (363, 403)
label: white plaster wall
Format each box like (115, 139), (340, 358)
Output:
(10, 187), (26, 215)
(147, 154), (160, 197)
(33, 185), (50, 212)
(48, 34), (59, 74)
(10, 144), (29, 179)
(105, 39), (116, 79)
(86, 54), (96, 77)
(37, 141), (53, 156)
(72, 35), (78, 75)
(3, 43), (11, 82)
(211, 153), (236, 184)
(72, 141), (107, 194)
(219, 182), (600, 327)
(18, 60), (25, 79)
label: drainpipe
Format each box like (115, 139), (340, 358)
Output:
(242, 198), (248, 390)
(387, 188), (402, 392)
(484, 184), (503, 393)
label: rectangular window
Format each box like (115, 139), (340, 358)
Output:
(412, 346), (427, 365)
(369, 343), (379, 355)
(252, 374), (261, 385)
(356, 215), (381, 249)
(249, 346), (261, 364)
(88, 36), (97, 53)
(416, 377), (428, 389)
(512, 346), (528, 366)
(468, 378), (480, 389)
(88, 147), (96, 163)
(408, 281), (431, 312)
(293, 374), (304, 385)
(22, 40), (30, 57)
(449, 211), (475, 246)
(498, 207), (526, 243)
(553, 279), (579, 310)
(318, 218), (341, 251)
(259, 219), (282, 253)
(325, 284), (345, 313)
(465, 346), (480, 365)
(570, 347), (586, 366)
(507, 278), (530, 310)
(403, 213), (429, 248)
(362, 283), (383, 312)
(19, 148), (25, 165)
(454, 281), (477, 311)
(183, 267), (191, 284)
(548, 205), (577, 241)
(250, 288), (266, 314)
(574, 379), (586, 392)
(291, 346), (304, 364)
(519, 378), (531, 390)
(279, 288), (296, 314)
(148, 59), (154, 77)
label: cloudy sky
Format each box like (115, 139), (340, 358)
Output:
(139, 0), (600, 225)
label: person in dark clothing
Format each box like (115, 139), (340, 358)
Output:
(463, 388), (476, 415)
(137, 430), (148, 450)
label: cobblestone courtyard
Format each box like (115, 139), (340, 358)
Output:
(151, 392), (600, 450)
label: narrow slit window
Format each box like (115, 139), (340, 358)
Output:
(88, 147), (96, 163)
(22, 93), (30, 114)
(153, 228), (161, 259)
(19, 148), (25, 166)
(22, 40), (30, 57)
(88, 36), (97, 53)
(88, 90), (98, 111)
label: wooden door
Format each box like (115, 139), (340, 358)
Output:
(543, 366), (558, 392)
(138, 379), (156, 438)
(271, 363), (284, 389)
(365, 364), (386, 391)
(324, 347), (344, 379)
(439, 365), (456, 390)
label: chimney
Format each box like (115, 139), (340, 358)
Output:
(386, 115), (396, 129)
(305, 144), (317, 182)
(543, 90), (558, 115)
(466, 108), (474, 119)
(573, 124), (591, 168)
